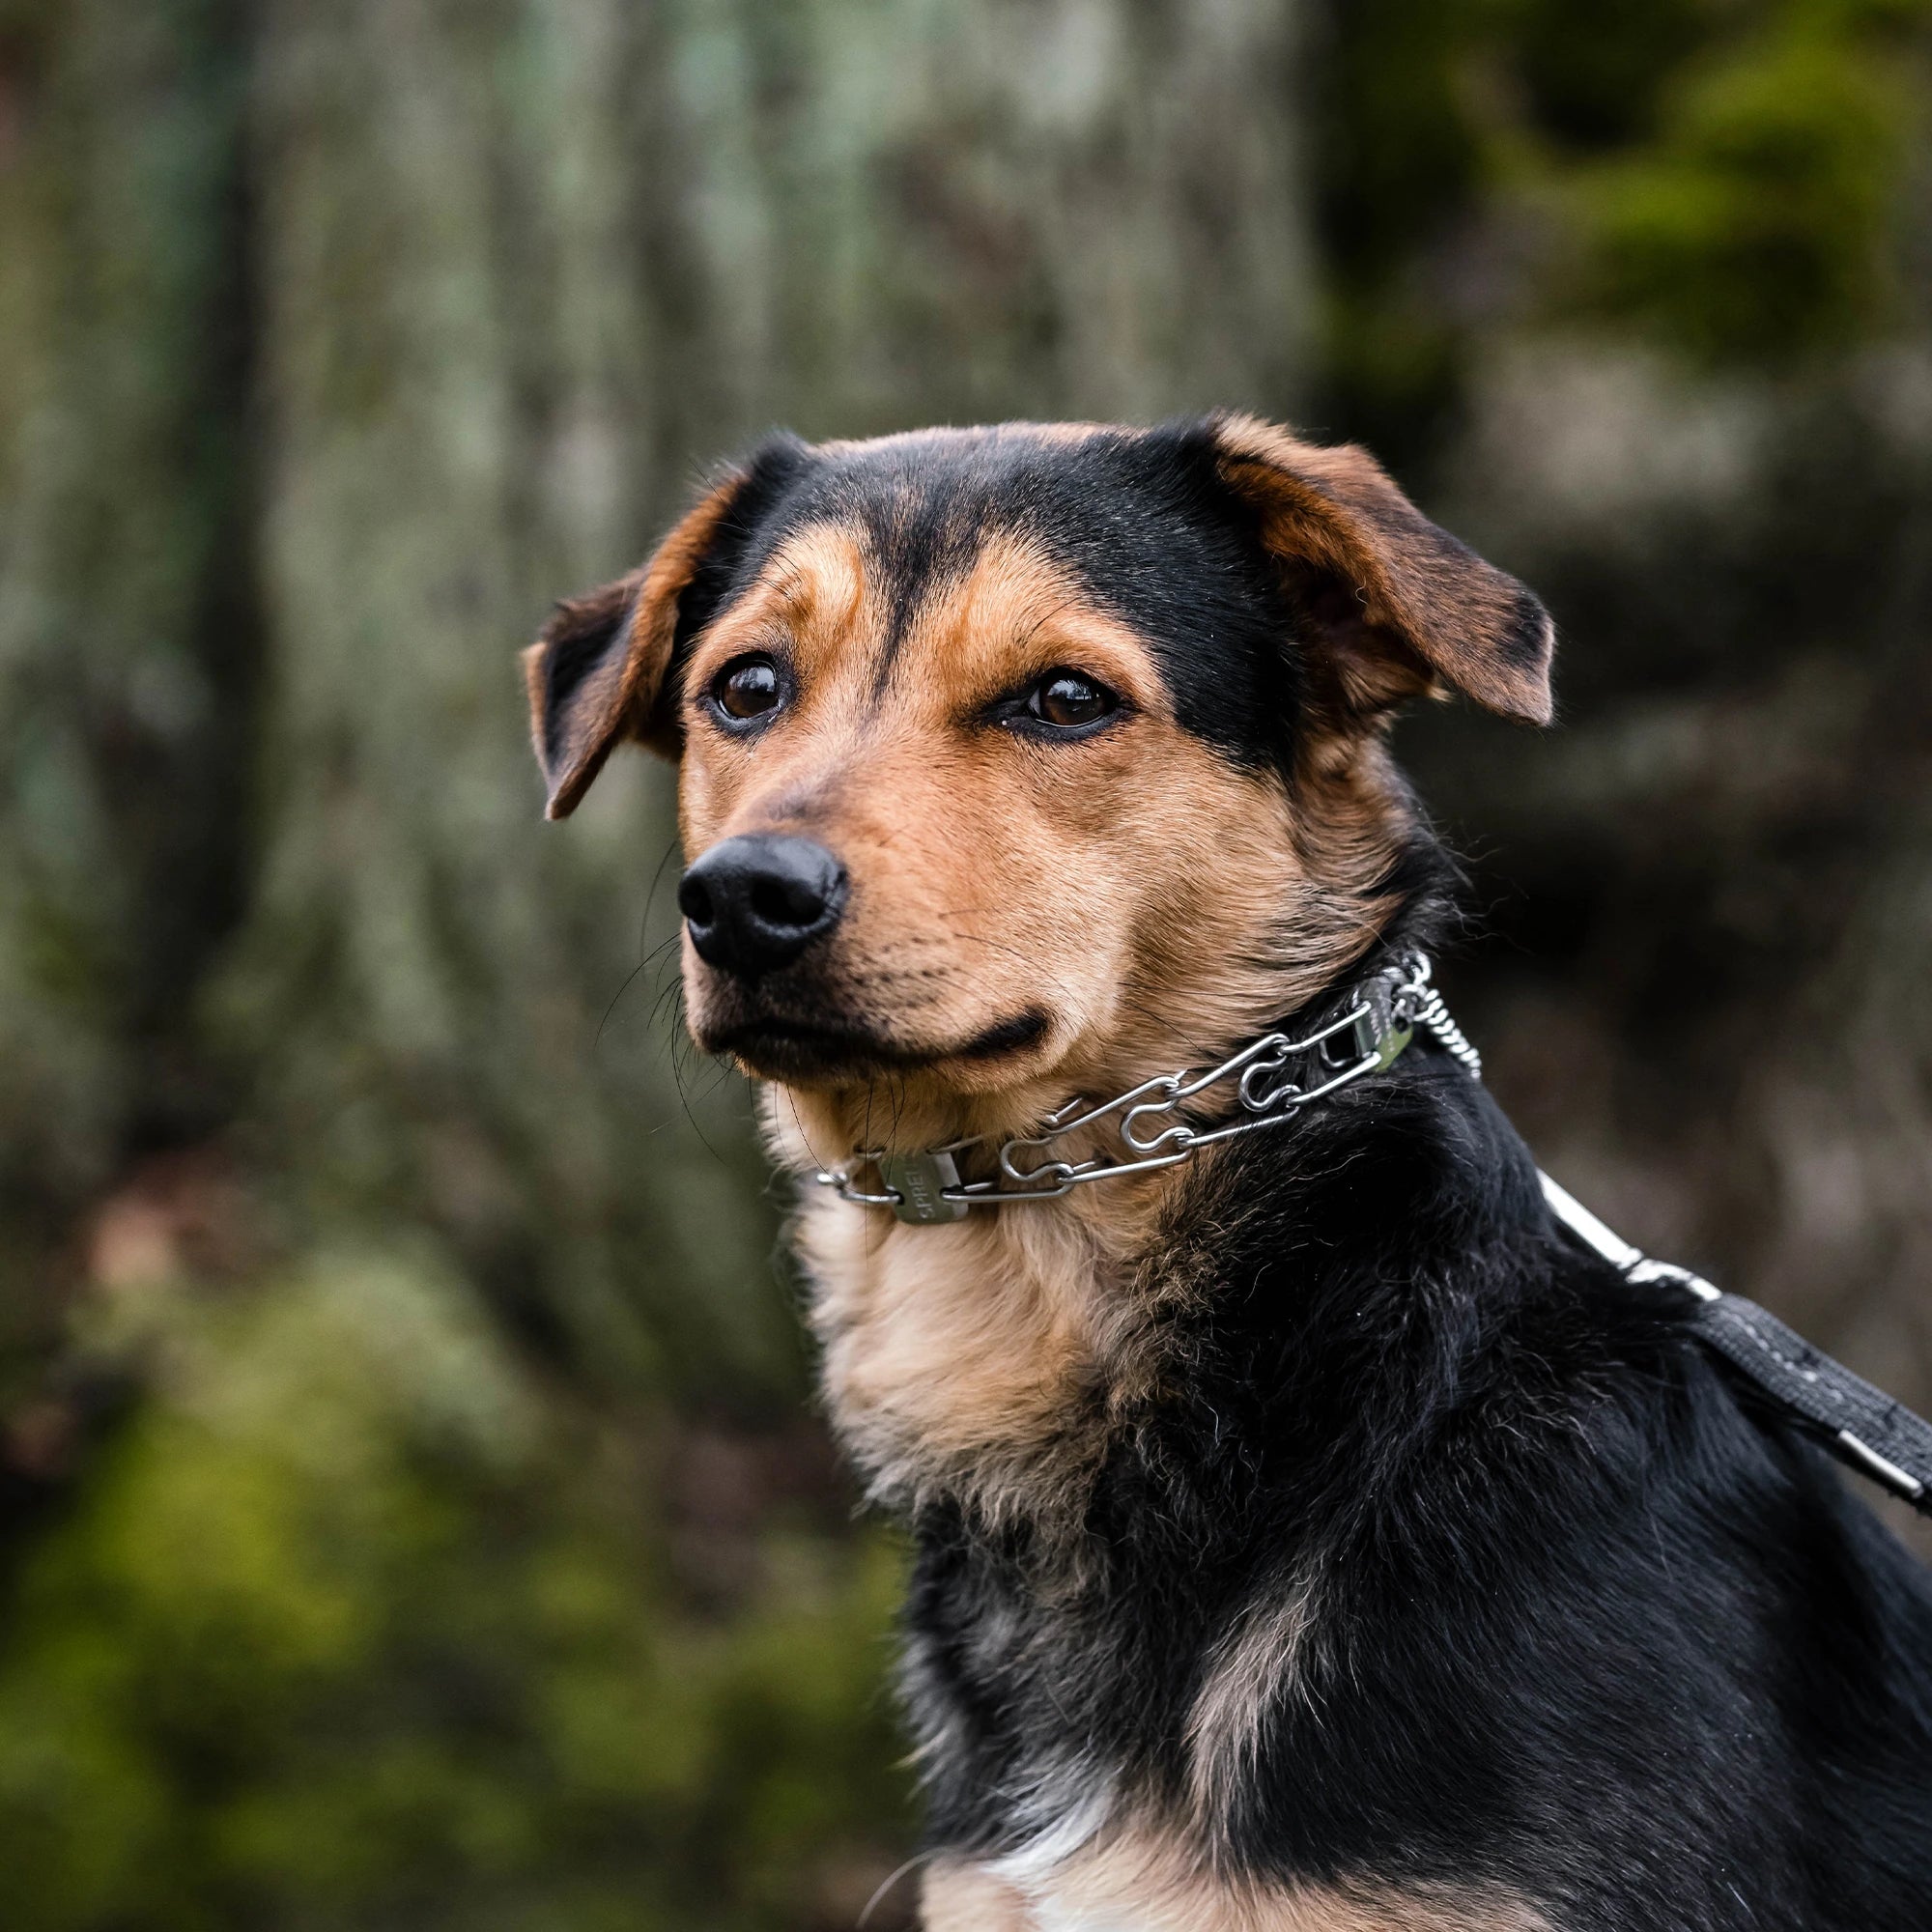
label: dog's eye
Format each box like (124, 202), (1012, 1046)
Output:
(1026, 670), (1117, 731)
(711, 655), (785, 724)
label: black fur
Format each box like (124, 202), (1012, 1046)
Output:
(899, 997), (1932, 1924)
(540, 587), (631, 770)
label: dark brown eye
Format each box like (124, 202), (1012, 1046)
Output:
(712, 655), (784, 724)
(1027, 669), (1116, 731)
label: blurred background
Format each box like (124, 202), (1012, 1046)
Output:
(4, 0), (1932, 1924)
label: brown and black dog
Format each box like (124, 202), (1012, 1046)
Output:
(526, 417), (1932, 1932)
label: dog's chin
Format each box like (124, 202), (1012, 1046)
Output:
(695, 1002), (1054, 1090)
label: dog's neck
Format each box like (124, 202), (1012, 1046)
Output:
(764, 909), (1440, 1526)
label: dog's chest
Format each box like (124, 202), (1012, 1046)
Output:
(937, 1829), (1557, 1932)
(1009, 1879), (1179, 1932)
(896, 1449), (1306, 1889)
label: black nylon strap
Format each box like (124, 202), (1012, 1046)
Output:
(1538, 1168), (1932, 1518)
(1690, 1293), (1932, 1517)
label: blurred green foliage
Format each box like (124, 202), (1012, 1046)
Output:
(0, 1259), (907, 1931)
(1317, 0), (1930, 449)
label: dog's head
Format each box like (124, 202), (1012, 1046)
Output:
(526, 416), (1550, 1130)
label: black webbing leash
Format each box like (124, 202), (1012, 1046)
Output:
(1405, 975), (1932, 1520)
(1541, 1172), (1932, 1517)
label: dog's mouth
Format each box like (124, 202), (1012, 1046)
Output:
(707, 1006), (1051, 1085)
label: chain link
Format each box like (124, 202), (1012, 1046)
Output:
(815, 952), (1473, 1223)
(1404, 976), (1482, 1079)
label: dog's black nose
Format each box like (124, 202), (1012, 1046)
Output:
(677, 834), (847, 980)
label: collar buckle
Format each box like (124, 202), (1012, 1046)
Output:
(1350, 976), (1414, 1072)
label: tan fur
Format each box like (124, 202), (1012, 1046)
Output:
(921, 1860), (1035, 1930)
(672, 520), (1406, 1514)
(928, 1829), (1552, 1930)
(526, 464), (753, 816)
(781, 1108), (1171, 1522)
(675, 523), (1338, 1096)
(1212, 412), (1554, 728)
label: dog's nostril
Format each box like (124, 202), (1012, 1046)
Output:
(751, 877), (818, 928)
(676, 875), (715, 926)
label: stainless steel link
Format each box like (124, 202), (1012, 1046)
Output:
(814, 952), (1459, 1223)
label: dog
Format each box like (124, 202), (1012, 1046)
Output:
(525, 416), (1932, 1931)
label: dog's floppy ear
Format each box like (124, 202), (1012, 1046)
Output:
(1210, 412), (1554, 725)
(523, 437), (808, 818)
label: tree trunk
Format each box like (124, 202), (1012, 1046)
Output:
(221, 0), (1319, 1391)
(0, 0), (256, 1380)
